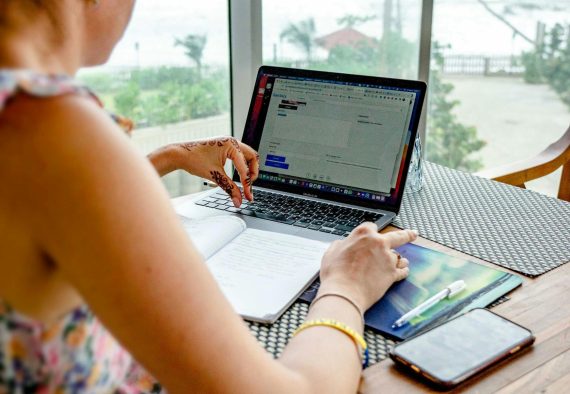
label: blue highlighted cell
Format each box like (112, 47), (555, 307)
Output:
(265, 161), (290, 170)
(267, 155), (287, 162)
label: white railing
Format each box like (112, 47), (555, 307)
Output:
(132, 113), (231, 196)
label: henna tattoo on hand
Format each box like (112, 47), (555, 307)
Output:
(180, 137), (240, 152)
(229, 137), (241, 151)
(244, 169), (252, 185)
(180, 141), (208, 152)
(214, 137), (240, 151)
(247, 156), (259, 191)
(210, 170), (235, 196)
(217, 137), (230, 147)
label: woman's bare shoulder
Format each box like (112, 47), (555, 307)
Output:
(1, 93), (122, 149)
(0, 93), (131, 184)
(0, 92), (146, 229)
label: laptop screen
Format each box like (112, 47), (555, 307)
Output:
(240, 66), (426, 212)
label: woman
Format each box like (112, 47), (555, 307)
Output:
(0, 0), (417, 392)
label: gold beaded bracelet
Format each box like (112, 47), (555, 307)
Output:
(292, 318), (369, 368)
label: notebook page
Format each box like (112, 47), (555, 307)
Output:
(206, 228), (329, 322)
(179, 215), (246, 259)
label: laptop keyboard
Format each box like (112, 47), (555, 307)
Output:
(195, 189), (383, 237)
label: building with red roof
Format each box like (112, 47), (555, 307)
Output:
(315, 27), (376, 52)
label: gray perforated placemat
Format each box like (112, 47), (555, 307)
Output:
(246, 302), (397, 367)
(393, 162), (570, 277)
(247, 297), (509, 367)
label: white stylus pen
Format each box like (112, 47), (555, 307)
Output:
(392, 280), (467, 329)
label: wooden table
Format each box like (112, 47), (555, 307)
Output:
(361, 226), (570, 393)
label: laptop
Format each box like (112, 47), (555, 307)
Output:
(178, 66), (426, 242)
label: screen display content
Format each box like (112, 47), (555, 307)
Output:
(241, 67), (425, 209)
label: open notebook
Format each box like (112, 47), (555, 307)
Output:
(179, 215), (328, 323)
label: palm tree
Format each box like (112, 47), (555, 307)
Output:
(175, 34), (207, 76)
(280, 18), (316, 63)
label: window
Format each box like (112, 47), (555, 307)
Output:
(79, 1), (569, 199)
(426, 0), (569, 196)
(78, 0), (231, 197)
(262, 0), (422, 80)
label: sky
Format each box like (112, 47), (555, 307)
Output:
(100, 0), (570, 70)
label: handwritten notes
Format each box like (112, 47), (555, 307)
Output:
(206, 228), (329, 322)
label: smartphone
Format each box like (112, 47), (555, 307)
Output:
(389, 308), (535, 390)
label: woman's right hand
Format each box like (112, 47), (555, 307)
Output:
(318, 223), (418, 312)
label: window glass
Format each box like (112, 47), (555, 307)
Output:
(427, 0), (570, 196)
(262, 0), (421, 79)
(78, 0), (231, 197)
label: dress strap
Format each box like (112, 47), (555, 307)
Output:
(0, 70), (134, 134)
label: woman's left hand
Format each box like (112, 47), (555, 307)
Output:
(148, 137), (260, 207)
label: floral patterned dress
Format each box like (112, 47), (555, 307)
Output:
(0, 70), (163, 393)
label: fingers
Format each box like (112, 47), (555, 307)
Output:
(389, 249), (410, 280)
(396, 257), (409, 269)
(351, 224), (411, 279)
(209, 169), (242, 207)
(226, 139), (254, 202)
(381, 229), (418, 249)
(352, 221), (379, 235)
(394, 266), (410, 282)
(240, 143), (260, 183)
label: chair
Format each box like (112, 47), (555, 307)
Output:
(476, 124), (570, 202)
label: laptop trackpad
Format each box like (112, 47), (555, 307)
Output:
(241, 215), (298, 235)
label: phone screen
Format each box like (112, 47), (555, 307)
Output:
(392, 309), (533, 383)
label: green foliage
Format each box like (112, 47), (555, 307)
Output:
(113, 81), (141, 120)
(280, 18), (316, 62)
(303, 34), (415, 79)
(78, 72), (115, 92)
(318, 40), (379, 75)
(131, 66), (200, 90)
(311, 35), (415, 79)
(377, 31), (416, 79)
(79, 28), (227, 129)
(139, 83), (183, 126)
(522, 23), (570, 109)
(427, 43), (486, 172)
(147, 69), (228, 126)
(521, 52), (543, 84)
(82, 67), (227, 128)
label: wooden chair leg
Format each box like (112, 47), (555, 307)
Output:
(558, 162), (570, 202)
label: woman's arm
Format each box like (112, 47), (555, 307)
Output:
(147, 145), (180, 177)
(8, 95), (415, 393)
